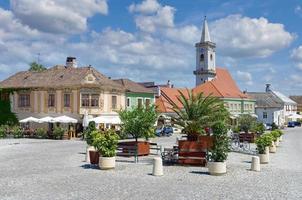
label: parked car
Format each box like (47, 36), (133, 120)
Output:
(155, 126), (173, 137)
(288, 121), (295, 128)
(264, 123), (272, 130)
(294, 121), (301, 127)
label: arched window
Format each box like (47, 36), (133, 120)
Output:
(200, 54), (204, 62)
(210, 54), (213, 61)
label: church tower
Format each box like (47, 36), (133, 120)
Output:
(194, 17), (216, 86)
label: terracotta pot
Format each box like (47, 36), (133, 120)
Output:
(207, 162), (226, 175)
(259, 153), (269, 164)
(86, 146), (95, 163)
(89, 150), (100, 165)
(239, 133), (256, 143)
(187, 134), (198, 141)
(120, 141), (150, 156)
(99, 157), (115, 170)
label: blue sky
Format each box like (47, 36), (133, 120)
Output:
(1, 0), (302, 95)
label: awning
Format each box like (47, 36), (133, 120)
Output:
(38, 116), (56, 123)
(88, 113), (121, 124)
(53, 115), (78, 123)
(19, 117), (39, 123)
(287, 113), (302, 120)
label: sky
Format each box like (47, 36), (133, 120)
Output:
(1, 0), (302, 95)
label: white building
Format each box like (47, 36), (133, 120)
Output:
(248, 84), (297, 126)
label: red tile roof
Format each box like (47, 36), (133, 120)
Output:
(193, 68), (249, 99)
(156, 67), (252, 113)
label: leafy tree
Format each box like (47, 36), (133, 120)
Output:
(119, 106), (157, 142)
(0, 100), (18, 126)
(169, 89), (229, 140)
(238, 114), (257, 133)
(29, 61), (46, 72)
(84, 121), (97, 146)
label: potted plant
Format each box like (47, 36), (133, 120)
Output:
(36, 128), (47, 139)
(275, 129), (284, 142)
(207, 121), (229, 175)
(119, 106), (157, 156)
(53, 126), (65, 140)
(238, 115), (257, 142)
(92, 129), (119, 170)
(84, 121), (99, 164)
(271, 130), (280, 147)
(255, 134), (273, 164)
(269, 132), (277, 153)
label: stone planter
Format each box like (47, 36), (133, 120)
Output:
(279, 135), (283, 142)
(269, 145), (276, 153)
(275, 138), (280, 147)
(265, 146), (269, 154)
(207, 162), (226, 175)
(99, 156), (115, 170)
(259, 153), (269, 164)
(89, 150), (100, 165)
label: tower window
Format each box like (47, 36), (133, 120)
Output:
(200, 54), (204, 62)
(210, 54), (213, 61)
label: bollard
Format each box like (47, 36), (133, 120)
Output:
(251, 156), (260, 171)
(153, 157), (163, 176)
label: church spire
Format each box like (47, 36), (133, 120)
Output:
(201, 16), (211, 42)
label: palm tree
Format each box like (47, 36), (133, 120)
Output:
(169, 89), (229, 140)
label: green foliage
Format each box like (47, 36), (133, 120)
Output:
(84, 121), (97, 146)
(256, 134), (273, 154)
(92, 129), (119, 157)
(232, 126), (241, 133)
(53, 126), (65, 139)
(238, 114), (257, 133)
(253, 122), (265, 134)
(119, 106), (157, 141)
(36, 128), (47, 139)
(274, 129), (283, 136)
(28, 62), (46, 72)
(0, 100), (18, 126)
(271, 122), (278, 130)
(11, 126), (22, 138)
(270, 130), (281, 142)
(0, 125), (7, 138)
(169, 89), (229, 139)
(207, 121), (229, 162)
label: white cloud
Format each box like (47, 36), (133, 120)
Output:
(236, 70), (253, 85)
(211, 15), (295, 58)
(129, 0), (160, 14)
(291, 46), (302, 69)
(10, 0), (108, 34)
(134, 5), (175, 33)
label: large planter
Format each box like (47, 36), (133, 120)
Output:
(99, 156), (115, 170)
(86, 146), (95, 163)
(89, 150), (100, 165)
(178, 140), (206, 166)
(259, 153), (269, 164)
(269, 145), (276, 153)
(207, 161), (226, 175)
(239, 133), (256, 143)
(119, 141), (150, 156)
(198, 135), (214, 149)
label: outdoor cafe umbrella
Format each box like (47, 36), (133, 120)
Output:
(88, 115), (121, 124)
(38, 116), (56, 123)
(19, 117), (39, 123)
(53, 115), (78, 124)
(82, 111), (89, 128)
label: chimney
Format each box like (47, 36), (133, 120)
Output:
(265, 84), (271, 92)
(167, 80), (172, 88)
(66, 57), (77, 68)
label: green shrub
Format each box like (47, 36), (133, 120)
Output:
(238, 114), (257, 133)
(232, 126), (241, 133)
(0, 125), (7, 138)
(11, 126), (22, 138)
(256, 134), (273, 154)
(36, 128), (47, 139)
(53, 126), (65, 140)
(207, 121), (229, 162)
(84, 121), (97, 146)
(270, 130), (280, 142)
(253, 122), (265, 134)
(92, 129), (119, 157)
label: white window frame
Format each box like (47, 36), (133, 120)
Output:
(137, 97), (143, 108)
(145, 98), (151, 108)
